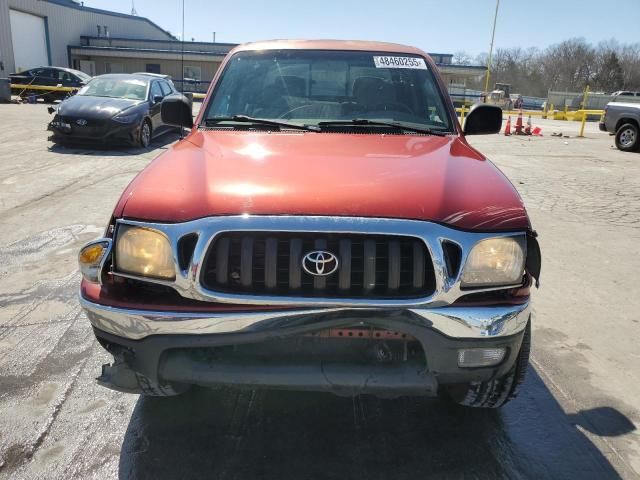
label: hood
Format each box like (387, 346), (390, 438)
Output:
(58, 95), (143, 120)
(115, 131), (529, 231)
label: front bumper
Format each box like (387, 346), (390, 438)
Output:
(82, 297), (530, 395)
(81, 296), (529, 340)
(48, 118), (139, 145)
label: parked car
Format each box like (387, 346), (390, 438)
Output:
(600, 102), (640, 151)
(48, 73), (191, 147)
(78, 40), (541, 408)
(611, 91), (640, 98)
(9, 66), (91, 102)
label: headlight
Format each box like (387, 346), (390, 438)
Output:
(461, 236), (525, 287)
(115, 225), (175, 280)
(112, 112), (138, 124)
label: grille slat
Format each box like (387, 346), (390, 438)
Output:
(202, 232), (436, 299)
(313, 239), (327, 290)
(240, 237), (254, 288)
(413, 241), (425, 289)
(339, 239), (352, 291)
(215, 237), (230, 285)
(363, 240), (376, 293)
(289, 238), (302, 290)
(265, 237), (278, 290)
(388, 240), (401, 291)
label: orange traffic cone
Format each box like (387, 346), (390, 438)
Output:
(504, 116), (512, 136)
(514, 110), (523, 135)
(525, 115), (532, 135)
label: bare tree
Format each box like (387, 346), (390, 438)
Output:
(452, 51), (472, 65)
(454, 38), (640, 96)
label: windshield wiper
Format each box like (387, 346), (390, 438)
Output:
(204, 115), (320, 132)
(317, 119), (448, 136)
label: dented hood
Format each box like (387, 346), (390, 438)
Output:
(115, 130), (529, 231)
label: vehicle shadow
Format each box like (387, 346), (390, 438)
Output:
(118, 367), (634, 480)
(46, 130), (184, 156)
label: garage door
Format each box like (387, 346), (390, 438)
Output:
(10, 9), (49, 72)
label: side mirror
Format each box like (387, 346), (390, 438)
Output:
(463, 104), (502, 135)
(161, 96), (193, 128)
(153, 95), (163, 105)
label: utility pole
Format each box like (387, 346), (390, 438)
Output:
(212, 32), (216, 43)
(483, 0), (500, 101)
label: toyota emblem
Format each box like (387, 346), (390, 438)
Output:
(302, 250), (339, 276)
(76, 118), (88, 126)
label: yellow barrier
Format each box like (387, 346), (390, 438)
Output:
(503, 110), (548, 117)
(10, 83), (77, 92)
(456, 104), (604, 123)
(11, 83), (207, 100)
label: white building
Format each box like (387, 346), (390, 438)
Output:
(0, 0), (173, 75)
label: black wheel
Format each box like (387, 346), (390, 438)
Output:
(615, 123), (639, 152)
(137, 119), (152, 148)
(445, 322), (531, 409)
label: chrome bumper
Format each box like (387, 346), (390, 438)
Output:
(80, 296), (530, 341)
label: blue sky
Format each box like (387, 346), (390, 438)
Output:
(85, 0), (639, 55)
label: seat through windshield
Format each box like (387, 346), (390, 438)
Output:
(203, 49), (453, 132)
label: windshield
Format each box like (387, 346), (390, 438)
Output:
(78, 78), (148, 101)
(203, 50), (453, 131)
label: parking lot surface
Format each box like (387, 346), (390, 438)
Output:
(0, 103), (639, 479)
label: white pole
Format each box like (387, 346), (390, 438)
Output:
(484, 0), (500, 100)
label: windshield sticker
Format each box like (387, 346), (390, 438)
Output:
(373, 56), (427, 69)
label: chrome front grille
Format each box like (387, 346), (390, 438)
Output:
(201, 233), (436, 298)
(110, 216), (526, 307)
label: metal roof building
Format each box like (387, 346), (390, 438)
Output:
(69, 36), (236, 91)
(0, 0), (173, 74)
(1, 0), (484, 92)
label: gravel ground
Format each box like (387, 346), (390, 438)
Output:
(0, 103), (638, 479)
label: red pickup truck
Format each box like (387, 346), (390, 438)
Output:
(79, 40), (540, 408)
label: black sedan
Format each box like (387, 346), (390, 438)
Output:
(48, 73), (191, 148)
(10, 66), (91, 102)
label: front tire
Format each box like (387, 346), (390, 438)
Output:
(136, 119), (152, 148)
(445, 322), (531, 409)
(615, 123), (639, 152)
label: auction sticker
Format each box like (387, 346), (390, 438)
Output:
(373, 56), (427, 69)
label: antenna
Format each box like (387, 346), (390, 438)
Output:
(179, 0), (185, 139)
(131, 0), (137, 15)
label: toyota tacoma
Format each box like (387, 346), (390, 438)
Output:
(79, 40), (541, 408)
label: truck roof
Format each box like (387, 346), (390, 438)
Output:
(231, 39), (428, 57)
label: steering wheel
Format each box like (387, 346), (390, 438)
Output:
(372, 102), (413, 114)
